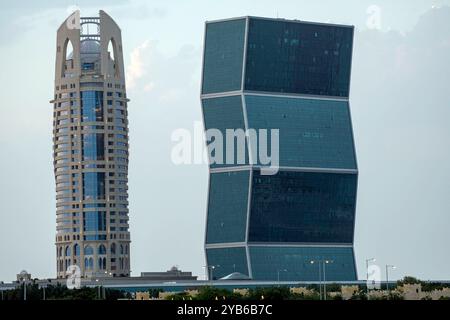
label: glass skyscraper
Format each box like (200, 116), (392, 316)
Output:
(51, 11), (130, 278)
(201, 17), (358, 281)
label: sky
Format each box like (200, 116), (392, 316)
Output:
(0, 0), (449, 282)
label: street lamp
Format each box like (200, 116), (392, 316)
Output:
(210, 265), (220, 281)
(95, 279), (101, 299)
(22, 279), (27, 301)
(310, 259), (333, 300)
(322, 260), (334, 300)
(366, 258), (376, 294)
(385, 265), (396, 293)
(202, 265), (220, 281)
(310, 260), (322, 300)
(277, 269), (288, 285)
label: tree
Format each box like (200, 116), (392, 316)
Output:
(2, 283), (129, 300)
(164, 292), (191, 301)
(397, 276), (421, 286)
(349, 290), (368, 300)
(247, 287), (291, 300)
(195, 286), (242, 300)
(149, 288), (163, 298)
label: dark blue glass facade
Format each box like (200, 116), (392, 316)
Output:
(82, 172), (105, 201)
(80, 90), (109, 238)
(206, 171), (250, 244)
(83, 211), (107, 232)
(206, 247), (249, 280)
(245, 18), (353, 97)
(249, 170), (357, 243)
(248, 246), (357, 281)
(245, 94), (356, 169)
(201, 17), (357, 281)
(81, 91), (103, 122)
(202, 19), (246, 94)
(202, 95), (249, 168)
(82, 133), (104, 161)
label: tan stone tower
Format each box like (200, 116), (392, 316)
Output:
(51, 11), (130, 278)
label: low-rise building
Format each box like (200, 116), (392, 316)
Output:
(140, 266), (197, 281)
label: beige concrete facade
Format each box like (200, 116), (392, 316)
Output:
(135, 292), (151, 300)
(289, 287), (315, 296)
(51, 10), (130, 279)
(395, 283), (450, 300)
(340, 285), (359, 300)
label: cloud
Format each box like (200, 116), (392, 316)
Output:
(126, 40), (151, 89)
(108, 4), (168, 21)
(124, 41), (201, 104)
(0, 1), (167, 50)
(143, 82), (155, 92)
(351, 6), (450, 278)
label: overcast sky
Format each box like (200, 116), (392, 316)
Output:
(0, 0), (449, 282)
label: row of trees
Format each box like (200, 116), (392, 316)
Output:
(162, 276), (450, 301)
(397, 276), (448, 292)
(165, 286), (324, 301)
(1, 276), (449, 300)
(1, 283), (131, 300)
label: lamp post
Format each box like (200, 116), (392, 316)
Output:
(277, 269), (287, 286)
(23, 280), (27, 301)
(310, 259), (333, 300)
(310, 260), (322, 300)
(210, 265), (220, 281)
(95, 279), (100, 299)
(322, 260), (333, 300)
(385, 265), (396, 293)
(366, 258), (376, 294)
(203, 265), (220, 281)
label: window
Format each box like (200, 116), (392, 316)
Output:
(98, 244), (106, 255)
(65, 246), (71, 257)
(81, 91), (103, 122)
(98, 257), (107, 270)
(82, 63), (95, 70)
(84, 245), (94, 255)
(74, 244), (80, 256)
(82, 133), (105, 161)
(82, 172), (105, 200)
(83, 211), (106, 232)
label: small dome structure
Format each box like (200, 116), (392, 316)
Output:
(219, 272), (251, 280)
(67, 39), (101, 70)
